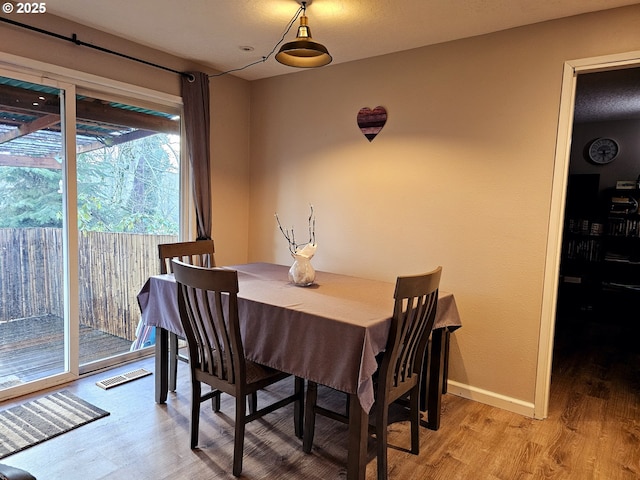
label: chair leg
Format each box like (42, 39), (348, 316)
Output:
(376, 401), (389, 480)
(345, 392), (351, 417)
(169, 332), (179, 392)
(409, 387), (420, 455)
(294, 376), (304, 438)
(303, 381), (318, 453)
(248, 392), (257, 414)
(443, 329), (450, 394)
(233, 394), (247, 477)
(211, 388), (221, 412)
(190, 380), (201, 449)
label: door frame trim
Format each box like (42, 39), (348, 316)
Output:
(536, 50), (640, 419)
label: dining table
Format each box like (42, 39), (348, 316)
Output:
(137, 262), (461, 480)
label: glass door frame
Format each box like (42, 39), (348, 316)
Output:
(0, 67), (78, 399)
(74, 84), (185, 375)
(61, 74), (80, 381)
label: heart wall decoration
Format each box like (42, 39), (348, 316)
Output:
(357, 106), (387, 142)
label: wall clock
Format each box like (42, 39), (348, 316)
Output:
(587, 138), (619, 164)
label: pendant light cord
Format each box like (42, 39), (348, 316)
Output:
(0, 3), (308, 81)
(209, 5), (304, 78)
(0, 15), (194, 80)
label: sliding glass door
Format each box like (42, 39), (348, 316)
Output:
(74, 89), (180, 371)
(0, 75), (69, 390)
(0, 68), (182, 399)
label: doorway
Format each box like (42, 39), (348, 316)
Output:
(553, 65), (640, 414)
(537, 53), (640, 419)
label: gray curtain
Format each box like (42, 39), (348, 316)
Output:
(181, 72), (212, 240)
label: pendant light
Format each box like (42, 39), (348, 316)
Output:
(276, 1), (332, 68)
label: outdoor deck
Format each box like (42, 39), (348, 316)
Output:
(0, 315), (133, 386)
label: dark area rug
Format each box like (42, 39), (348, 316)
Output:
(0, 390), (110, 459)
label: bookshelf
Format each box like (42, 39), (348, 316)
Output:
(558, 218), (604, 316)
(601, 188), (640, 297)
(558, 174), (604, 316)
(559, 178), (640, 319)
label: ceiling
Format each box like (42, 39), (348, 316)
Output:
(574, 67), (640, 123)
(43, 0), (640, 82)
(2, 1), (639, 168)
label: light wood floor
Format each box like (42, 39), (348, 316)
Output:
(1, 318), (638, 480)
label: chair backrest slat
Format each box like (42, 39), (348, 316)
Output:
(173, 260), (244, 387)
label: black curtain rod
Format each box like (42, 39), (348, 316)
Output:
(0, 16), (194, 81)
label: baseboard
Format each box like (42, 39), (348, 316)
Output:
(446, 380), (536, 418)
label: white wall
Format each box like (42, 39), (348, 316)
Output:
(247, 5), (640, 414)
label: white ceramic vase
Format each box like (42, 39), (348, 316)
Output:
(288, 243), (317, 286)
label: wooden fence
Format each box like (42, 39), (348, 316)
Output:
(0, 228), (177, 340)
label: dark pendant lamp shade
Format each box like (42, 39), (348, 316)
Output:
(276, 11), (332, 68)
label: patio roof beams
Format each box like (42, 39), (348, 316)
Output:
(0, 114), (60, 144)
(0, 82), (179, 169)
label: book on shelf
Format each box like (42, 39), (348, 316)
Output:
(603, 251), (637, 263)
(565, 238), (601, 261)
(602, 281), (640, 291)
(567, 218), (603, 235)
(616, 180), (637, 190)
(609, 195), (638, 214)
(562, 275), (582, 284)
(607, 217), (640, 236)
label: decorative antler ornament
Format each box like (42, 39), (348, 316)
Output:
(275, 204), (316, 255)
(275, 204), (317, 286)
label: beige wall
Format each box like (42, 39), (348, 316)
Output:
(3, 5), (640, 415)
(209, 73), (251, 264)
(248, 5), (640, 413)
(0, 13), (252, 266)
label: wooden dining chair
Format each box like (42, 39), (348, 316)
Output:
(303, 266), (442, 480)
(172, 260), (304, 477)
(158, 239), (215, 391)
